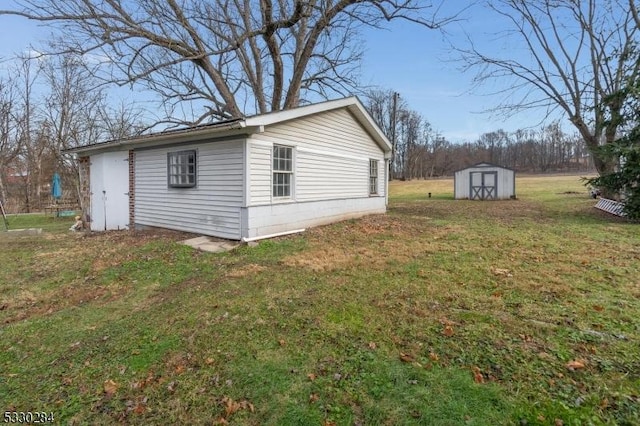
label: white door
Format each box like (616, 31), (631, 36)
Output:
(90, 152), (130, 230)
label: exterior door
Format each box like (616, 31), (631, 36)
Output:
(90, 152), (130, 230)
(470, 171), (497, 200)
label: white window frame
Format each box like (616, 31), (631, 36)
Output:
(272, 145), (294, 199)
(369, 159), (378, 195)
(168, 150), (197, 188)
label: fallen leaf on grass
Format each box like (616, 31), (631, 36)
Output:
(599, 398), (609, 409)
(429, 352), (439, 361)
(222, 396), (255, 418)
(132, 371), (156, 390)
(104, 379), (118, 395)
(471, 366), (484, 384)
(205, 357), (215, 365)
(566, 360), (586, 371)
(278, 339), (286, 346)
(439, 317), (455, 326)
(399, 352), (415, 363)
(519, 334), (533, 342)
(592, 305), (604, 312)
(133, 402), (146, 414)
(368, 341), (377, 350)
(443, 325), (455, 337)
(491, 267), (513, 277)
(309, 393), (319, 403)
(307, 373), (316, 381)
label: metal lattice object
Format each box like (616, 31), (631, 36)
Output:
(594, 198), (626, 217)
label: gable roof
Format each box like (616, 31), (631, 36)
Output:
(454, 162), (515, 173)
(65, 96), (391, 155)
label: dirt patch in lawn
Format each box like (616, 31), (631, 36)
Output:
(2, 228), (195, 324)
(280, 214), (458, 272)
(3, 282), (130, 324)
(225, 263), (267, 278)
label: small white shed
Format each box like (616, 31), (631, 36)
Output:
(454, 162), (515, 200)
(67, 97), (392, 240)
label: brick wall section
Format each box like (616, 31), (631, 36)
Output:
(128, 150), (135, 229)
(78, 156), (91, 222)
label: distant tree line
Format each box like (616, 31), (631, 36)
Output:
(0, 54), (146, 213)
(365, 89), (595, 180)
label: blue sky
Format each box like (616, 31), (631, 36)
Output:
(359, 4), (555, 142)
(0, 3), (557, 142)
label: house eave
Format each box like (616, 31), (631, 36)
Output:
(65, 123), (264, 156)
(65, 96), (391, 157)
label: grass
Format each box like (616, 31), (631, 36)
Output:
(3, 213), (77, 233)
(1, 174), (639, 425)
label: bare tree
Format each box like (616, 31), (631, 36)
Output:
(457, 0), (640, 176)
(1, 1), (455, 126)
(11, 54), (45, 211)
(97, 101), (149, 141)
(0, 76), (21, 205)
(41, 53), (148, 206)
(42, 54), (106, 154)
(0, 51), (148, 212)
(365, 89), (408, 178)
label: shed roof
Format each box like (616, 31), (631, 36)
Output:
(454, 162), (515, 173)
(65, 96), (391, 155)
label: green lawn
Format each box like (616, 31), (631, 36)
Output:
(1, 175), (638, 425)
(2, 213), (77, 233)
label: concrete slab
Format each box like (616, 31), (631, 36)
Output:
(179, 236), (239, 253)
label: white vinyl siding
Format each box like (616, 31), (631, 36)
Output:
(248, 108), (385, 205)
(248, 142), (272, 205)
(135, 140), (244, 239)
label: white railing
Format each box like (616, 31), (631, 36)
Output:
(594, 198), (626, 217)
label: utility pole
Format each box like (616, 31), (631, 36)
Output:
(390, 91), (399, 181)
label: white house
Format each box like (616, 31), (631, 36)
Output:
(454, 162), (516, 200)
(67, 97), (392, 240)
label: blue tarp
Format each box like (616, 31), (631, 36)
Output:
(51, 173), (62, 199)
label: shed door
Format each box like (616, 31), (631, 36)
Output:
(470, 171), (497, 200)
(90, 152), (130, 230)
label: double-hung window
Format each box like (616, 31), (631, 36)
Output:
(369, 159), (378, 195)
(168, 150), (197, 188)
(273, 145), (293, 198)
